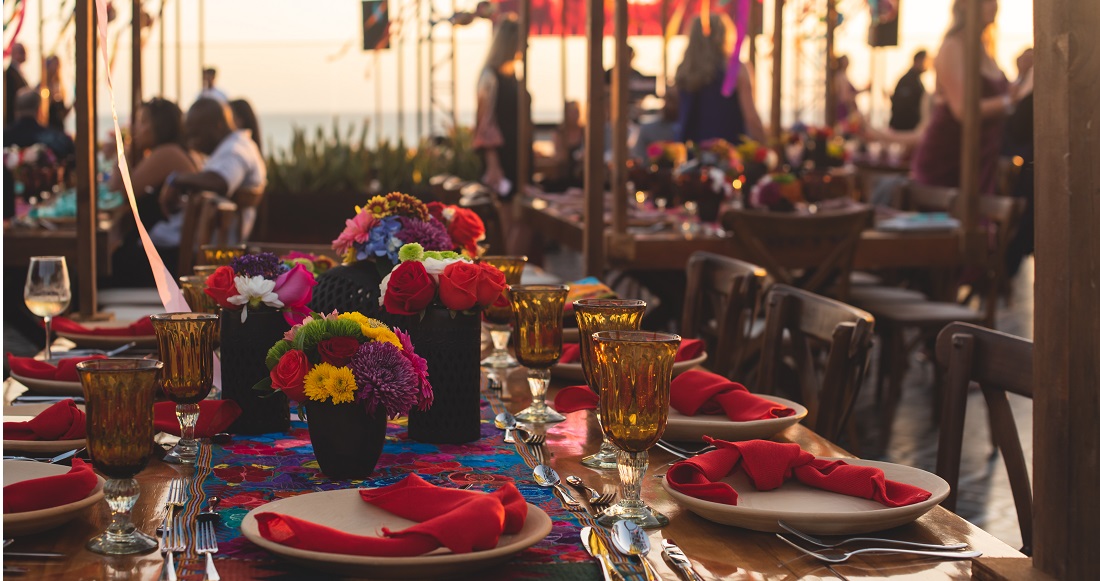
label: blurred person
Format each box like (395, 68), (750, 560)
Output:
(197, 67), (228, 103)
(3, 88), (74, 159)
(229, 98), (263, 156)
(833, 55), (867, 127)
(889, 50), (929, 131)
(41, 55), (72, 132)
(910, 0), (1024, 195)
(632, 91), (680, 159)
(5, 43), (28, 125)
(1003, 48), (1035, 281)
(540, 100), (584, 191)
(474, 14), (530, 198)
(675, 14), (765, 144)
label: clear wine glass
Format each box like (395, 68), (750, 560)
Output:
(24, 256), (72, 360)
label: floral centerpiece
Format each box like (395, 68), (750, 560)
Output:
(748, 172), (802, 212)
(281, 251), (336, 277)
(734, 137), (779, 192)
(379, 243), (506, 316)
(426, 202), (486, 257)
(332, 192), (454, 265)
(645, 141), (688, 169)
(259, 311), (433, 478)
(204, 252), (318, 324)
(4, 144), (64, 201)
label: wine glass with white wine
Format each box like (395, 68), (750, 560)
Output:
(24, 256), (72, 360)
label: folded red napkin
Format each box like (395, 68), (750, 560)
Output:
(154, 400), (242, 438)
(255, 473), (528, 556)
(3, 399), (86, 441)
(558, 338), (705, 364)
(554, 385), (601, 413)
(7, 353), (107, 381)
(3, 458), (99, 514)
(665, 438), (932, 508)
(50, 316), (155, 337)
(670, 370), (795, 421)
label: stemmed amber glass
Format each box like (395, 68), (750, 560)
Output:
(593, 330), (680, 529)
(178, 275), (219, 314)
(77, 359), (163, 555)
(149, 313), (218, 464)
(574, 299), (646, 470)
(509, 284), (569, 424)
(479, 255), (528, 369)
(199, 243), (247, 266)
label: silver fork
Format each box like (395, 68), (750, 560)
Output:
(161, 478), (188, 533)
(565, 475), (616, 506)
(518, 428), (546, 446)
(196, 520), (221, 581)
(655, 440), (716, 459)
(777, 520), (970, 551)
(776, 534), (983, 563)
(162, 515), (186, 581)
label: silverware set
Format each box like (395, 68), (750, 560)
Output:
(581, 525), (706, 581)
(775, 520), (981, 563)
(160, 477), (221, 580)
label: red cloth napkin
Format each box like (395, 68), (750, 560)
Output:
(558, 338), (705, 364)
(3, 399), (86, 441)
(665, 438), (932, 508)
(50, 316), (155, 337)
(153, 400), (242, 438)
(670, 370), (796, 421)
(254, 473), (528, 556)
(7, 354), (107, 381)
(3, 458), (99, 514)
(554, 385), (601, 413)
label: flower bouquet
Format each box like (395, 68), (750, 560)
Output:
(4, 143), (64, 205)
(426, 201), (485, 257)
(676, 139), (746, 222)
(378, 243), (506, 443)
(204, 252), (318, 434)
(281, 251), (337, 277)
(748, 172), (802, 212)
(735, 137), (779, 193)
(258, 311), (432, 478)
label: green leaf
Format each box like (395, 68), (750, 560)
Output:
(265, 341), (292, 369)
(251, 376), (273, 394)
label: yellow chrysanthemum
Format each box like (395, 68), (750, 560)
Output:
(338, 312), (370, 327)
(337, 313), (403, 349)
(325, 366), (358, 404)
(303, 363), (338, 403)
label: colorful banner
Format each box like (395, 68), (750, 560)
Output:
(494, 0), (748, 37)
(362, 0), (390, 50)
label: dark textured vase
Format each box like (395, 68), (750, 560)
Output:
(309, 260), (388, 318)
(305, 401), (387, 480)
(220, 308), (290, 435)
(383, 306), (482, 444)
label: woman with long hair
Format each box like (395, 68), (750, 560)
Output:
(473, 14), (529, 197)
(910, 0), (1023, 194)
(229, 98), (263, 156)
(41, 55), (71, 132)
(674, 13), (765, 144)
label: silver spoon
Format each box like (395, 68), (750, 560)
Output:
(104, 341), (138, 357)
(531, 464), (584, 510)
(494, 411), (516, 444)
(611, 520), (660, 581)
(197, 495), (221, 522)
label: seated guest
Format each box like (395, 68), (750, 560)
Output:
(540, 101), (584, 191)
(3, 87), (74, 160)
(229, 98), (263, 156)
(632, 90), (680, 159)
(159, 97), (267, 243)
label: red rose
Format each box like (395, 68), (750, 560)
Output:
(753, 148), (770, 163)
(271, 350), (310, 403)
(474, 263), (507, 308)
(204, 266), (238, 309)
(447, 208), (485, 255)
(426, 201), (446, 222)
(384, 261), (437, 315)
(317, 336), (360, 367)
(438, 261), (480, 311)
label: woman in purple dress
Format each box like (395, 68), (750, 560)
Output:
(910, 0), (1025, 195)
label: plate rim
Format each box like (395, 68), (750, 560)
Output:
(552, 352), (708, 379)
(8, 372), (84, 394)
(53, 331), (157, 347)
(665, 395), (809, 431)
(2, 460), (106, 523)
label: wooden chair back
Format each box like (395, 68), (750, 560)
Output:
(460, 183), (507, 255)
(177, 192), (239, 274)
(903, 183), (959, 213)
(935, 322), (1033, 554)
(756, 285), (875, 443)
(680, 252), (767, 379)
(971, 195), (1026, 326)
(720, 206), (874, 300)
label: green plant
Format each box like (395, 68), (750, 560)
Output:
(265, 119), (373, 196)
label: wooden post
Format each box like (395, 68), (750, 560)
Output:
(175, 0), (181, 103)
(610, 0), (627, 238)
(561, 0), (567, 110)
(823, 0), (837, 127)
(517, 0), (531, 194)
(958, 0), (981, 239)
(198, 0), (204, 82)
(131, 1), (142, 146)
(74, 0), (98, 320)
(416, 0), (422, 139)
(661, 0), (669, 95)
(158, 0), (165, 96)
(450, 0), (457, 130)
(769, 0), (783, 143)
(397, 17), (404, 143)
(747, 0), (758, 71)
(582, 0), (605, 276)
(374, 49), (382, 144)
(1030, 0), (1100, 578)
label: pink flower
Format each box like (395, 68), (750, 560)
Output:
(273, 264), (317, 325)
(332, 211), (379, 256)
(394, 328), (433, 411)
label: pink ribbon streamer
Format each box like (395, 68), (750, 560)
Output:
(720, 0), (753, 98)
(3, 1), (26, 58)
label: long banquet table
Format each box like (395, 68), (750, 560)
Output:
(3, 363), (1023, 580)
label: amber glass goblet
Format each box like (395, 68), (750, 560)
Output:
(199, 243), (247, 266)
(77, 359), (163, 555)
(509, 284), (569, 424)
(480, 255), (528, 369)
(575, 299), (647, 470)
(178, 275), (219, 314)
(593, 330), (680, 529)
(149, 313), (218, 464)
(193, 264), (219, 278)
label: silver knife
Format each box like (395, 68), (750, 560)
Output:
(662, 538), (705, 581)
(581, 526), (621, 581)
(4, 552), (65, 558)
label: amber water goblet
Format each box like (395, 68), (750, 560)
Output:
(509, 284), (569, 424)
(199, 243), (247, 266)
(77, 359), (163, 554)
(149, 313), (218, 464)
(575, 299), (646, 470)
(193, 264), (219, 278)
(480, 255), (528, 369)
(593, 330), (680, 529)
(178, 275), (219, 314)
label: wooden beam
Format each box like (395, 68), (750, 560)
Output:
(74, 0), (98, 319)
(175, 0), (181, 103)
(661, 0), (669, 95)
(517, 0), (531, 193)
(1032, 0), (1100, 578)
(158, 0), (165, 96)
(823, 0), (837, 127)
(610, 0), (628, 237)
(770, 0), (784, 143)
(958, 0), (982, 237)
(582, 0), (605, 276)
(132, 0), (142, 132)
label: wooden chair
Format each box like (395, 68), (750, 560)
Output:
(680, 252), (767, 380)
(935, 322), (1033, 555)
(459, 183), (507, 256)
(720, 205), (874, 301)
(755, 285), (875, 444)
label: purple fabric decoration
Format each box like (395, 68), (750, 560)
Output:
(721, 0), (753, 98)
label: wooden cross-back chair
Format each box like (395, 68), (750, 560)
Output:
(755, 285), (875, 445)
(177, 192), (240, 274)
(935, 322), (1034, 555)
(680, 252), (767, 380)
(720, 206), (874, 301)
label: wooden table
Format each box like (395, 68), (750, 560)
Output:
(3, 366), (1023, 580)
(3, 221), (112, 277)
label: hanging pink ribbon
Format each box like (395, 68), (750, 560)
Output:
(720, 0), (753, 98)
(3, 0), (26, 57)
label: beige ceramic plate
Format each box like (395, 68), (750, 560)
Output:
(3, 403), (87, 454)
(662, 396), (808, 443)
(55, 320), (157, 349)
(662, 458), (950, 535)
(7, 374), (84, 397)
(241, 489), (553, 578)
(551, 352), (708, 383)
(3, 459), (105, 536)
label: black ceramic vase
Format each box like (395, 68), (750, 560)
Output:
(219, 308), (291, 434)
(305, 401), (388, 480)
(309, 260), (388, 318)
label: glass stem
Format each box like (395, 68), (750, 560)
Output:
(595, 412), (617, 455)
(527, 368), (550, 413)
(103, 478), (140, 538)
(176, 402), (200, 443)
(489, 326), (512, 357)
(43, 316), (52, 360)
(617, 450), (648, 513)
